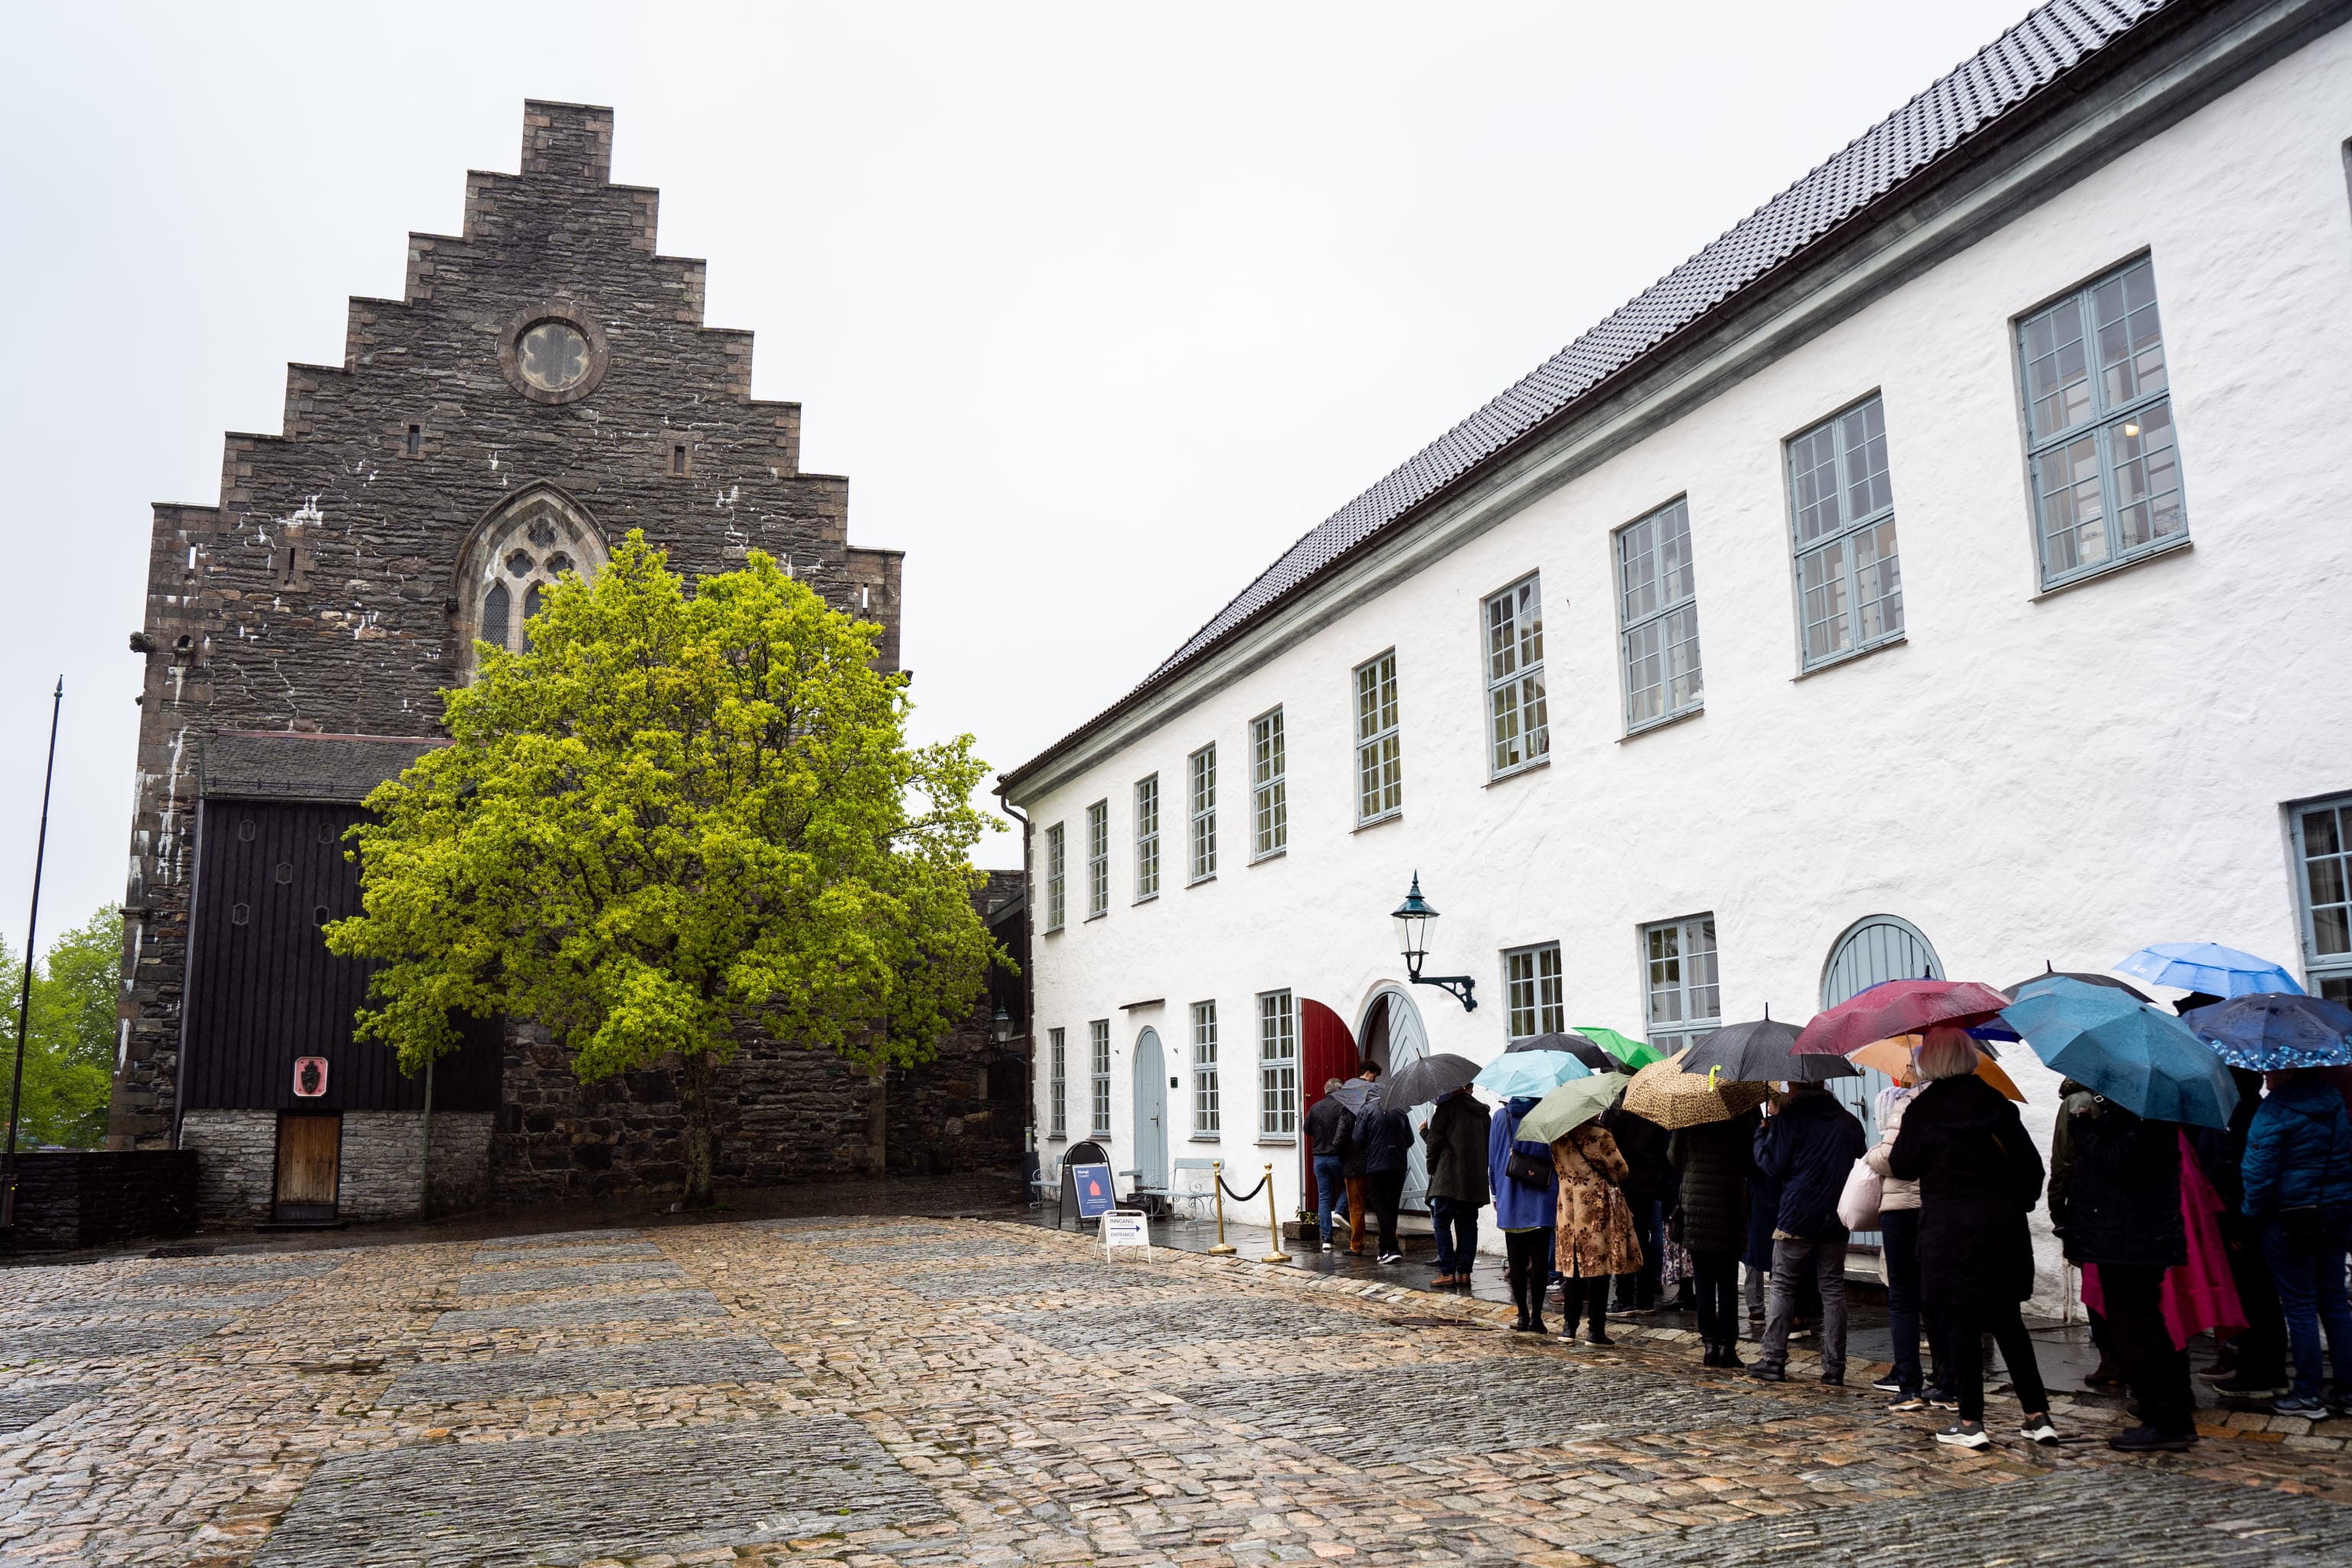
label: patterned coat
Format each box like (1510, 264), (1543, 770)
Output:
(1550, 1124), (1644, 1279)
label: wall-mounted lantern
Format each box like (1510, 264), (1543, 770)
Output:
(1392, 872), (1477, 1012)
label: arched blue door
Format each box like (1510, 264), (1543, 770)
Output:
(1819, 915), (1942, 1244)
(1132, 1027), (1168, 1195)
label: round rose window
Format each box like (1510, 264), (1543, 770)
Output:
(518, 321), (590, 392)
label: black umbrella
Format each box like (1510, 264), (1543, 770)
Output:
(1382, 1052), (1482, 1109)
(1324, 1079), (1378, 1114)
(1682, 1017), (1857, 1083)
(2002, 962), (2155, 1004)
(1506, 1031), (1615, 1072)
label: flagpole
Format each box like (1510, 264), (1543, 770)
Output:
(2, 677), (64, 1231)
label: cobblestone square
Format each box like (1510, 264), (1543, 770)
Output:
(6, 1215), (2350, 1566)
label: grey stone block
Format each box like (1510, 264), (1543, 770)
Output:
(381, 1335), (800, 1405)
(455, 1261), (684, 1296)
(990, 1296), (1377, 1353)
(432, 1289), (727, 1333)
(0, 1318), (233, 1366)
(475, 1228), (645, 1246)
(467, 1243), (662, 1266)
(0, 1382), (113, 1434)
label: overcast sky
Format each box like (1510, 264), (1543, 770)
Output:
(0, 0), (2035, 945)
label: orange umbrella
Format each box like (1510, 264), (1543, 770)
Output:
(1851, 1034), (2026, 1102)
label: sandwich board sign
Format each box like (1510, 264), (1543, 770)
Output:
(1102, 1210), (1151, 1258)
(1069, 1162), (1116, 1220)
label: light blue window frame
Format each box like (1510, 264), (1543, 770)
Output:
(1085, 800), (1109, 920)
(1134, 775), (1160, 902)
(1785, 396), (1903, 671)
(1043, 822), (1066, 933)
(1615, 498), (1704, 732)
(1089, 1018), (1112, 1136)
(2015, 256), (2186, 590)
(2291, 795), (2352, 1005)
(1048, 1027), (1067, 1139)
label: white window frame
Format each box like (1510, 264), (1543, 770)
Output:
(1483, 574), (1549, 778)
(1615, 498), (1704, 733)
(1047, 1026), (1067, 1139)
(1133, 774), (1160, 902)
(1256, 990), (1297, 1141)
(1044, 823), (1066, 933)
(1354, 649), (1402, 824)
(1085, 799), (1109, 920)
(1502, 942), (1564, 1040)
(1191, 1001), (1220, 1136)
(1250, 707), (1287, 861)
(1642, 913), (1721, 1055)
(1089, 1018), (1112, 1138)
(2291, 795), (2352, 1005)
(1785, 394), (1903, 671)
(1188, 743), (1217, 884)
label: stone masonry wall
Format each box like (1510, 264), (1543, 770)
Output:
(178, 1109), (276, 1226)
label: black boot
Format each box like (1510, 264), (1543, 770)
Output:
(1718, 1338), (1744, 1370)
(1511, 1272), (1537, 1332)
(1701, 1341), (1722, 1367)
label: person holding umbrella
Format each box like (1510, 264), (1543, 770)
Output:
(1747, 1078), (1865, 1385)
(1550, 1108), (1642, 1346)
(1361, 1093), (1415, 1265)
(1489, 1093), (1558, 1333)
(1423, 1085), (1491, 1287)
(1861, 1056), (1952, 1410)
(1889, 1027), (2059, 1449)
(1670, 1101), (1762, 1368)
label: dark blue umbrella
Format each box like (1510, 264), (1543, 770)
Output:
(2182, 994), (2352, 1071)
(2000, 976), (2239, 1129)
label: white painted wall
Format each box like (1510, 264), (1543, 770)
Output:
(1012, 28), (2352, 1305)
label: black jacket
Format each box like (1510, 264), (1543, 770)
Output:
(1361, 1108), (1414, 1174)
(1423, 1093), (1491, 1204)
(1342, 1087), (1378, 1177)
(1670, 1108), (1757, 1256)
(1754, 1089), (1866, 1240)
(2057, 1099), (2185, 1268)
(1604, 1103), (1677, 1204)
(1305, 1094), (1355, 1161)
(1888, 1073), (2045, 1307)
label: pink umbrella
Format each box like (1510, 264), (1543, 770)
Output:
(1792, 978), (2014, 1056)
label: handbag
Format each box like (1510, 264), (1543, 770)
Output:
(1837, 1155), (1884, 1232)
(1506, 1148), (1553, 1187)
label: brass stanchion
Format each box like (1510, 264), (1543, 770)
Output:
(1260, 1162), (1291, 1263)
(1208, 1160), (1235, 1255)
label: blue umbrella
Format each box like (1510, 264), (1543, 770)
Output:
(2116, 942), (2305, 999)
(2000, 976), (2239, 1129)
(2182, 994), (2352, 1072)
(1472, 1050), (1590, 1099)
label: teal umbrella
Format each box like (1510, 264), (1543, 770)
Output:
(1999, 976), (2239, 1129)
(1472, 1050), (1589, 1099)
(1514, 1073), (1628, 1147)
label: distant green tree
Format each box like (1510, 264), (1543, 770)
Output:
(325, 534), (1001, 1207)
(2, 907), (122, 1150)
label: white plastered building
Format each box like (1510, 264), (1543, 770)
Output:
(998, 0), (2352, 1305)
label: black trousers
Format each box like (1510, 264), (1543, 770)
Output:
(1560, 1273), (1609, 1338)
(2220, 1210), (2289, 1384)
(1367, 1168), (1406, 1256)
(1691, 1249), (1740, 1344)
(1944, 1295), (2049, 1425)
(2100, 1261), (2197, 1436)
(1505, 1229), (1550, 1318)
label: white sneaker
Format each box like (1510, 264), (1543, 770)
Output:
(1934, 1419), (1990, 1449)
(1321, 1240), (1334, 1252)
(1378, 1252), (1403, 1265)
(2020, 1415), (2060, 1446)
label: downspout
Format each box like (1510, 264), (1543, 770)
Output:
(993, 779), (1036, 1194)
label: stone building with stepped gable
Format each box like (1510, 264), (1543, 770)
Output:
(107, 102), (1024, 1224)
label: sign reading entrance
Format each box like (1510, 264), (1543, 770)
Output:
(1102, 1210), (1150, 1256)
(1070, 1162), (1116, 1219)
(292, 1057), (330, 1097)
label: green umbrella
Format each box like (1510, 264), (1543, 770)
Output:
(1574, 1025), (1666, 1072)
(1513, 1073), (1627, 1146)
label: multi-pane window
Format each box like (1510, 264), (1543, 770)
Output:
(1044, 823), (1067, 933)
(1787, 397), (1903, 668)
(1354, 651), (1402, 823)
(1504, 942), (1565, 1040)
(1191, 1001), (1220, 1135)
(1089, 1019), (1112, 1137)
(1250, 709), (1288, 859)
(1485, 575), (1549, 775)
(2293, 798), (2352, 1005)
(1616, 499), (1704, 730)
(1257, 990), (1297, 1138)
(2017, 257), (2184, 587)
(1644, 914), (1722, 1054)
(1134, 775), (1160, 900)
(1086, 800), (1109, 919)
(1189, 744), (1217, 882)
(1048, 1027), (1067, 1139)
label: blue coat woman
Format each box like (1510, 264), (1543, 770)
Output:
(1489, 1095), (1559, 1331)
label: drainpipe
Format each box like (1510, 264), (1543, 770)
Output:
(993, 779), (1037, 1193)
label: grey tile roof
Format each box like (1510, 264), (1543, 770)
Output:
(201, 731), (446, 802)
(1011, 0), (2171, 786)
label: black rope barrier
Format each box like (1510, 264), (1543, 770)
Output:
(1217, 1171), (1269, 1203)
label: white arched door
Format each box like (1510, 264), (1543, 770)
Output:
(1820, 915), (1942, 1242)
(1367, 988), (1434, 1215)
(1132, 1027), (1168, 1194)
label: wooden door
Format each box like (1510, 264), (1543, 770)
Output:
(274, 1112), (342, 1222)
(1298, 1000), (1360, 1214)
(1132, 1027), (1168, 1193)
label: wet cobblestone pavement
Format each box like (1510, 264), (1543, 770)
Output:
(5, 1214), (2350, 1566)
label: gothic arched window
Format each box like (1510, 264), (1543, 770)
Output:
(456, 486), (608, 681)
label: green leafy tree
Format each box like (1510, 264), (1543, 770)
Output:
(325, 535), (1000, 1207)
(2, 907), (122, 1150)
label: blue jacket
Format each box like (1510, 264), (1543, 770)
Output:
(1488, 1097), (1557, 1230)
(2243, 1080), (2352, 1217)
(1361, 1108), (1414, 1174)
(1754, 1089), (1867, 1240)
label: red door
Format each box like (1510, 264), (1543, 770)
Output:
(1298, 1000), (1360, 1215)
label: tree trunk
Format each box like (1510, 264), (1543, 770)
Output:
(866, 1064), (888, 1176)
(681, 1048), (715, 1208)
